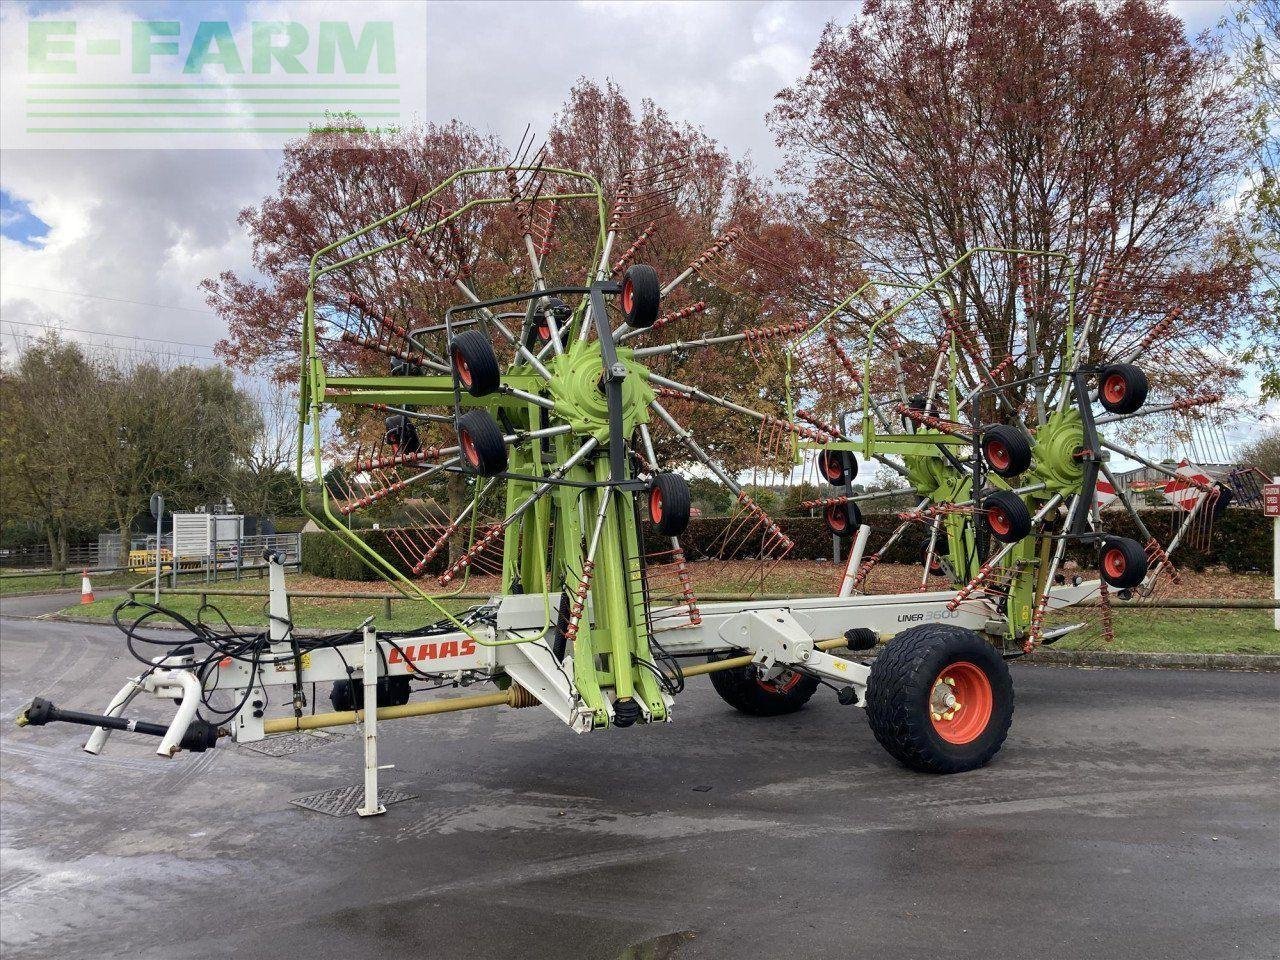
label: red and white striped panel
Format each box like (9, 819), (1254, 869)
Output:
(1163, 460), (1212, 512)
(1095, 476), (1118, 509)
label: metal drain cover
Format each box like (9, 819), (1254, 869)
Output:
(241, 730), (347, 758)
(290, 784), (418, 817)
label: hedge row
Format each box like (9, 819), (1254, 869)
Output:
(302, 508), (1270, 581)
(301, 527), (472, 582)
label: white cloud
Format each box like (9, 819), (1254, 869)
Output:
(0, 0), (1239, 382)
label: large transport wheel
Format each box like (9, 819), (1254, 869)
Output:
(708, 655), (820, 717)
(865, 624), (1014, 774)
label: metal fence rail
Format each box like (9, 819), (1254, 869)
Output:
(2, 534), (302, 587)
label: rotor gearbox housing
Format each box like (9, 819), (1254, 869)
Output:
(1029, 408), (1086, 497)
(547, 342), (654, 443)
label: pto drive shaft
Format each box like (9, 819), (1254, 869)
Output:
(15, 697), (221, 753)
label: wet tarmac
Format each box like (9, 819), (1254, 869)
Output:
(1, 594), (1277, 959)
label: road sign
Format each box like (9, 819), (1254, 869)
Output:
(1263, 483), (1280, 518)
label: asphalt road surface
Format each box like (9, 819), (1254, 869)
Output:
(2, 593), (1277, 960)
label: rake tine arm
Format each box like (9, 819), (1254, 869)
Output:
(339, 457), (461, 515)
(438, 438), (600, 585)
(1098, 462), (1159, 545)
(850, 499), (930, 591)
(1097, 439), (1214, 492)
(630, 321), (809, 359)
(412, 477), (499, 576)
(1026, 494), (1081, 651)
(649, 399), (743, 495)
(1093, 393), (1223, 427)
(644, 372), (771, 424)
(1143, 487), (1215, 589)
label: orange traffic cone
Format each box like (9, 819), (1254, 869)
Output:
(80, 570), (94, 604)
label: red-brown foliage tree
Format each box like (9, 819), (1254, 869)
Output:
(204, 81), (805, 478)
(771, 0), (1262, 416)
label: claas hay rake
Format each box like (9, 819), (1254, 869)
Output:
(17, 156), (1237, 795)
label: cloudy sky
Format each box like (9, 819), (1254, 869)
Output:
(0, 0), (1236, 376)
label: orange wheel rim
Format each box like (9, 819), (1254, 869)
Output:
(650, 487), (664, 523)
(461, 430), (479, 468)
(988, 506), (1011, 536)
(1103, 547), (1126, 579)
(1103, 374), (1126, 404)
(758, 671), (803, 695)
(826, 504), (847, 531)
(622, 279), (634, 314)
(821, 452), (842, 481)
(455, 354), (472, 386)
(986, 439), (1010, 470)
(929, 661), (993, 744)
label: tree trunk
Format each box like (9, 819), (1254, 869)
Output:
(45, 526), (62, 572)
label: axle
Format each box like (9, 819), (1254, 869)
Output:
(16, 697), (221, 753)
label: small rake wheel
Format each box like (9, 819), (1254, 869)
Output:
(1099, 536), (1147, 589)
(649, 472), (691, 536)
(981, 425), (1032, 478)
(450, 330), (501, 397)
(818, 449), (856, 485)
(1096, 363), (1148, 415)
(384, 415), (421, 455)
(921, 537), (948, 576)
(825, 500), (863, 538)
(621, 264), (661, 328)
(457, 409), (508, 476)
(982, 490), (1032, 544)
(866, 624), (1013, 774)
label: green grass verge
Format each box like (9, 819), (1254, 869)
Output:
(60, 592), (477, 631)
(2, 571), (144, 596)
(1050, 609), (1279, 655)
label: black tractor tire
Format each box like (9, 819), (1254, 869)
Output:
(982, 490), (1032, 543)
(330, 675), (412, 712)
(981, 424), (1033, 478)
(620, 264), (661, 329)
(907, 393), (939, 416)
(649, 472), (691, 536)
(384, 415), (421, 455)
(824, 500), (863, 538)
(865, 623), (1014, 774)
(529, 297), (571, 347)
(1099, 536), (1147, 589)
(708, 656), (820, 717)
(457, 409), (508, 476)
(1097, 363), (1148, 415)
(450, 330), (501, 397)
(818, 449), (856, 486)
(390, 355), (423, 377)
